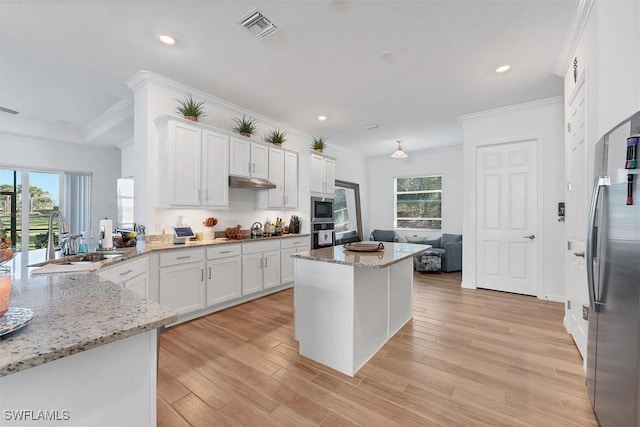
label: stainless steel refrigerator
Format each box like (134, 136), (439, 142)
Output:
(587, 111), (640, 427)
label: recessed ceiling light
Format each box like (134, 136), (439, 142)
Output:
(380, 51), (394, 62)
(318, 115), (327, 121)
(495, 65), (511, 73)
(158, 34), (176, 45)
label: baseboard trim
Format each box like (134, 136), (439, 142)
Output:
(461, 281), (476, 289)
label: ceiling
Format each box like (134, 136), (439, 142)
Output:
(0, 0), (577, 157)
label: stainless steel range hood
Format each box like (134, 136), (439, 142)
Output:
(229, 176), (276, 190)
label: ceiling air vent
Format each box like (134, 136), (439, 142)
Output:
(239, 9), (277, 39)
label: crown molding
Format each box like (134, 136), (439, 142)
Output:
(83, 99), (133, 143)
(457, 97), (563, 124)
(553, 0), (595, 77)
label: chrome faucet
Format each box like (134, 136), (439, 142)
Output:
(47, 210), (69, 261)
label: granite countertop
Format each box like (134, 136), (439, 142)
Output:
(0, 272), (177, 376)
(0, 233), (309, 376)
(292, 242), (431, 269)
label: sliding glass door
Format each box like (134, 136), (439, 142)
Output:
(0, 167), (91, 252)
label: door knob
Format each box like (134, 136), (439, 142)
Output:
(574, 251), (585, 258)
(524, 234), (535, 239)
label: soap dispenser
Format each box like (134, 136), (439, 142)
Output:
(78, 232), (88, 254)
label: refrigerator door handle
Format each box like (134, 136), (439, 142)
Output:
(586, 176), (610, 312)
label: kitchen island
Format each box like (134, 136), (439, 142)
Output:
(0, 255), (177, 427)
(292, 242), (429, 377)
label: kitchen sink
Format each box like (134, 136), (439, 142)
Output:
(29, 251), (126, 267)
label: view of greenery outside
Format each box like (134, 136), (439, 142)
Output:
(0, 182), (59, 251)
(333, 187), (350, 232)
(395, 176), (442, 229)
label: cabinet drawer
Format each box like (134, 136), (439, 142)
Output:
(281, 237), (309, 249)
(99, 256), (149, 284)
(242, 240), (280, 254)
(159, 248), (204, 267)
(207, 244), (241, 259)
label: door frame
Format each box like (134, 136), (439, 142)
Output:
(472, 135), (545, 299)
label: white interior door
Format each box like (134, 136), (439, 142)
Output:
(476, 140), (538, 296)
(565, 74), (589, 359)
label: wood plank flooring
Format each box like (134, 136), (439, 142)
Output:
(157, 272), (597, 426)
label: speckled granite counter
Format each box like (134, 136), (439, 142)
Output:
(292, 242), (430, 268)
(0, 272), (177, 376)
(0, 233), (309, 377)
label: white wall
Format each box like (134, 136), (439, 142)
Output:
(460, 98), (565, 301)
(367, 146), (463, 241)
(3, 133), (121, 242)
(119, 142), (134, 178)
(126, 71), (368, 235)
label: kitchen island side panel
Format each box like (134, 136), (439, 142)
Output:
(353, 267), (389, 373)
(0, 330), (158, 427)
(294, 259), (355, 375)
(388, 258), (414, 337)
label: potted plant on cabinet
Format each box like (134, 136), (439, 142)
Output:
(311, 136), (326, 153)
(175, 93), (206, 122)
(232, 115), (257, 137)
(264, 128), (287, 146)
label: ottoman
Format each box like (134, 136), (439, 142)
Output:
(414, 250), (442, 273)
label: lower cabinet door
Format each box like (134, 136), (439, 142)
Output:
(281, 247), (296, 284)
(263, 250), (281, 289)
(242, 253), (264, 295)
(207, 257), (241, 306)
(124, 273), (149, 298)
(159, 263), (206, 315)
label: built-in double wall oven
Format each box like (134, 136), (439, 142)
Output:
(311, 197), (335, 249)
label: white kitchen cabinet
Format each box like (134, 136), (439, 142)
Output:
(229, 137), (269, 180)
(159, 249), (206, 316)
(284, 151), (299, 208)
(206, 244), (242, 306)
(155, 116), (229, 208)
(310, 152), (335, 196)
(280, 237), (310, 284)
(98, 256), (149, 298)
(242, 240), (281, 295)
(261, 148), (298, 209)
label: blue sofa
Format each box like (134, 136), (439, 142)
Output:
(419, 233), (462, 272)
(369, 229), (399, 242)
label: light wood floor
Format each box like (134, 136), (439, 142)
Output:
(157, 272), (597, 426)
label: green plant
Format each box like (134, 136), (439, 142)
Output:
(265, 128), (287, 145)
(175, 93), (206, 121)
(232, 115), (257, 136)
(311, 136), (326, 151)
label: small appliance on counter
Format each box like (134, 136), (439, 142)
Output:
(251, 222), (263, 238)
(99, 219), (113, 249)
(172, 226), (195, 244)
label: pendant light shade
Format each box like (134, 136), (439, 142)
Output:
(391, 141), (408, 159)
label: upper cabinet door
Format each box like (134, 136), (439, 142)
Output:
(324, 157), (335, 195)
(284, 151), (298, 209)
(268, 147), (285, 208)
(251, 143), (269, 180)
(201, 130), (229, 207)
(310, 153), (324, 193)
(230, 138), (251, 177)
(169, 122), (202, 206)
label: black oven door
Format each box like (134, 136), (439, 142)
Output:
(312, 197), (334, 223)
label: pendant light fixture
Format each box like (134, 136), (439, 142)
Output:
(391, 141), (408, 159)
